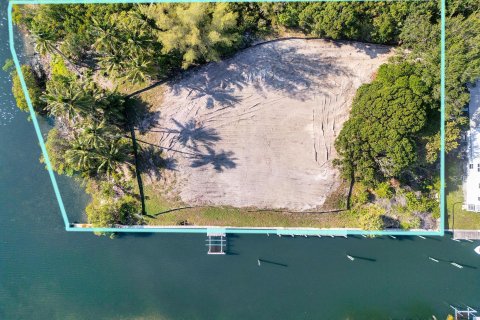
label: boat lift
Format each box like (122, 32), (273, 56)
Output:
(206, 233), (226, 255)
(450, 306), (479, 320)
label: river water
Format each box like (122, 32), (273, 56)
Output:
(0, 2), (479, 319)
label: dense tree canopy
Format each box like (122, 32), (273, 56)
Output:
(335, 63), (431, 184)
(10, 65), (44, 113)
(139, 3), (241, 69)
(445, 12), (480, 153)
(13, 2), (441, 81)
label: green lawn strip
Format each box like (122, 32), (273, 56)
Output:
(147, 207), (359, 228)
(446, 188), (480, 230)
(446, 159), (480, 230)
(141, 183), (359, 228)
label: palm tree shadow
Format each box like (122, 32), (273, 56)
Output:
(169, 118), (221, 148)
(127, 97), (161, 134)
(190, 145), (237, 172)
(169, 40), (354, 109)
(137, 144), (178, 182)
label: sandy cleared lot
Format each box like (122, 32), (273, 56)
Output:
(142, 39), (392, 211)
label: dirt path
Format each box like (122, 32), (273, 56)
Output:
(142, 39), (392, 211)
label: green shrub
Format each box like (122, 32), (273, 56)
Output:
(352, 183), (370, 206)
(86, 194), (140, 228)
(43, 128), (73, 175)
(405, 192), (439, 217)
(11, 65), (44, 113)
(50, 54), (72, 79)
(335, 62), (431, 185)
(3, 59), (14, 72)
(374, 182), (393, 199)
(399, 216), (421, 229)
(357, 205), (385, 231)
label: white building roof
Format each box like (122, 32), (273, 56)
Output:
(464, 79), (480, 212)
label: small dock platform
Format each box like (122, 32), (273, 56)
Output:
(453, 230), (480, 240)
(206, 233), (226, 255)
(450, 305), (478, 320)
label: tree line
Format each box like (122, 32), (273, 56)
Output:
(13, 2), (434, 82)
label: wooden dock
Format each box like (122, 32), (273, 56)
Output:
(206, 233), (227, 255)
(452, 229), (480, 240)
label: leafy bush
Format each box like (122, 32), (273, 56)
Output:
(399, 215), (421, 230)
(86, 193), (140, 228)
(352, 183), (370, 206)
(50, 54), (72, 80)
(11, 65), (44, 113)
(357, 205), (385, 231)
(374, 182), (393, 199)
(139, 3), (242, 69)
(405, 192), (439, 219)
(86, 182), (140, 227)
(43, 128), (73, 176)
(334, 62), (432, 185)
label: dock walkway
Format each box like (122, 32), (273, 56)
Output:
(453, 229), (480, 240)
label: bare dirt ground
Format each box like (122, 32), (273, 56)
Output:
(141, 39), (392, 211)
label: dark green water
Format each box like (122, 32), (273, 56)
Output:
(1, 3), (479, 319)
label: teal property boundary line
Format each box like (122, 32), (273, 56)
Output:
(8, 0), (433, 4)
(7, 0), (445, 236)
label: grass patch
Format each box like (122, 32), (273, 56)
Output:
(144, 185), (172, 215)
(142, 183), (359, 228)
(147, 206), (359, 228)
(446, 158), (480, 230)
(446, 187), (480, 230)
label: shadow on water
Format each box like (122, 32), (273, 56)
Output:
(426, 237), (442, 242)
(116, 232), (155, 239)
(448, 261), (478, 270)
(226, 234), (240, 255)
(258, 259), (288, 268)
(430, 257), (478, 270)
(394, 236), (415, 242)
(348, 255), (377, 262)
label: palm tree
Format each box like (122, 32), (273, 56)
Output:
(95, 137), (133, 178)
(33, 33), (57, 56)
(122, 54), (154, 84)
(65, 133), (132, 179)
(97, 51), (124, 77)
(31, 24), (83, 76)
(90, 17), (122, 54)
(89, 87), (126, 127)
(65, 138), (98, 176)
(42, 81), (94, 121)
(76, 119), (112, 150)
